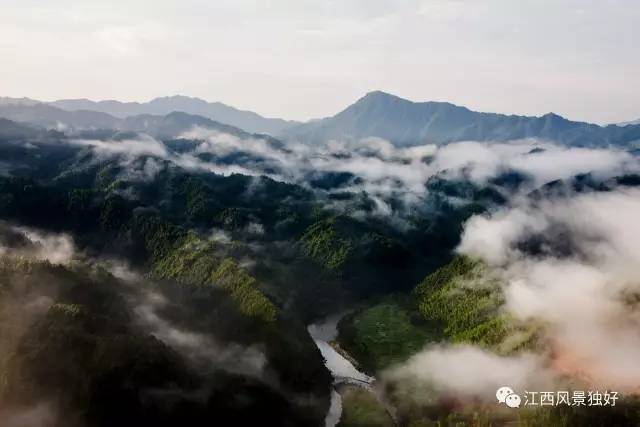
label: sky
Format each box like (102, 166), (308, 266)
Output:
(1, 0), (638, 124)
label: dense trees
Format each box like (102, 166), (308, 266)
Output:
(3, 122), (637, 426)
(0, 259), (314, 427)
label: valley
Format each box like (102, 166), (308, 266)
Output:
(0, 92), (639, 426)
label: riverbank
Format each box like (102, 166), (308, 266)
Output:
(308, 313), (398, 427)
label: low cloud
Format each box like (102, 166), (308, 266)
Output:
(0, 226), (77, 425)
(1, 402), (58, 427)
(385, 345), (553, 402)
(132, 290), (267, 378)
(384, 187), (640, 412)
(72, 134), (168, 158)
(66, 129), (639, 229)
(456, 188), (640, 392)
(430, 140), (636, 186)
(0, 223), (76, 264)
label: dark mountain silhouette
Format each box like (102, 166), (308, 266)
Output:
(0, 104), (260, 140)
(50, 95), (299, 135)
(0, 104), (120, 130)
(2, 92), (639, 148)
(283, 91), (640, 147)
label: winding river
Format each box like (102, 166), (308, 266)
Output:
(308, 313), (375, 427)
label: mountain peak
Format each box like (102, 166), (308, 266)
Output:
(359, 90), (406, 103)
(541, 112), (574, 124)
(363, 90), (394, 98)
(356, 91), (461, 110)
(348, 91), (416, 113)
(283, 92), (624, 147)
(148, 95), (209, 106)
(151, 94), (205, 102)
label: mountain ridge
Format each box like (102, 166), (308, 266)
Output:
(49, 95), (300, 135)
(2, 91), (640, 148)
(0, 103), (260, 140)
(283, 90), (640, 147)
(617, 118), (640, 127)
(0, 95), (298, 136)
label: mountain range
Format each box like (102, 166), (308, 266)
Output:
(1, 90), (640, 427)
(618, 118), (640, 127)
(1, 91), (639, 147)
(0, 104), (254, 140)
(284, 91), (640, 147)
(0, 95), (298, 135)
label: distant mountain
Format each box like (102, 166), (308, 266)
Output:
(118, 111), (256, 140)
(0, 103), (262, 140)
(0, 104), (120, 130)
(0, 96), (40, 106)
(617, 118), (640, 127)
(50, 95), (299, 135)
(284, 91), (640, 147)
(3, 92), (640, 148)
(0, 118), (42, 140)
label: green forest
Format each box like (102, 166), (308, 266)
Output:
(0, 116), (639, 426)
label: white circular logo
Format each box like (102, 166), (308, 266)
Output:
(505, 393), (522, 408)
(496, 386), (521, 408)
(496, 386), (514, 403)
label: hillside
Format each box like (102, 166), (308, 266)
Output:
(0, 114), (638, 426)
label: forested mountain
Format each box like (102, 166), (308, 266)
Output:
(4, 0), (639, 424)
(0, 116), (470, 425)
(0, 108), (639, 426)
(284, 91), (640, 147)
(0, 118), (47, 140)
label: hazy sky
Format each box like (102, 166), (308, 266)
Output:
(1, 0), (638, 123)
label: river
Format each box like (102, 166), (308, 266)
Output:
(308, 313), (375, 427)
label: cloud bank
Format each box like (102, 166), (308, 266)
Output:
(461, 188), (640, 391)
(389, 187), (640, 408)
(66, 128), (639, 227)
(0, 223), (76, 264)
